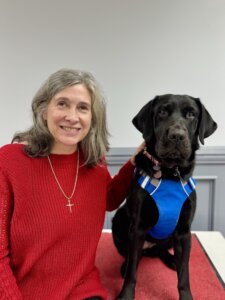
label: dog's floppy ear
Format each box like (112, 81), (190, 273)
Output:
(132, 96), (157, 141)
(196, 98), (217, 145)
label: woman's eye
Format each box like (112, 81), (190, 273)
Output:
(186, 111), (195, 119)
(80, 106), (88, 110)
(57, 101), (66, 107)
(78, 105), (90, 112)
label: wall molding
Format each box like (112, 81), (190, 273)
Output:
(193, 175), (217, 230)
(106, 146), (225, 165)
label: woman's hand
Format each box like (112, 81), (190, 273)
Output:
(130, 141), (146, 166)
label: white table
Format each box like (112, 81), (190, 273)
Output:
(194, 231), (225, 285)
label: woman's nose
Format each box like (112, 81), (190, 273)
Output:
(64, 109), (79, 122)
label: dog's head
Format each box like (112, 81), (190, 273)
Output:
(133, 94), (217, 168)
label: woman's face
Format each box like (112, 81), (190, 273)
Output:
(44, 84), (92, 154)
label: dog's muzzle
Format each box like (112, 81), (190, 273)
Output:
(167, 124), (188, 144)
(155, 123), (191, 165)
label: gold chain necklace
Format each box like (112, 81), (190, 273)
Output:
(47, 148), (79, 213)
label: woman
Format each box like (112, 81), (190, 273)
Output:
(0, 69), (142, 300)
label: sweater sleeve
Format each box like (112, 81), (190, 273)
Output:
(0, 167), (23, 299)
(106, 159), (135, 211)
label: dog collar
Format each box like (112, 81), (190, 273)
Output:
(143, 148), (162, 179)
(143, 148), (159, 165)
(142, 148), (185, 180)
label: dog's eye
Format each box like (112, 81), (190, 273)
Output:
(158, 109), (168, 118)
(186, 111), (195, 119)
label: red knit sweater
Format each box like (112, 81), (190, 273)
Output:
(0, 144), (134, 300)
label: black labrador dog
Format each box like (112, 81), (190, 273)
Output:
(112, 94), (217, 300)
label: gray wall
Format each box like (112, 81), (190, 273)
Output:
(0, 0), (224, 147)
(105, 147), (225, 237)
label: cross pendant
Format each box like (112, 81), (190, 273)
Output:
(66, 200), (74, 213)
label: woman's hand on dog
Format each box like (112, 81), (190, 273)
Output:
(130, 141), (146, 166)
(130, 141), (162, 179)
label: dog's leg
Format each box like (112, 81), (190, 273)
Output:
(115, 182), (152, 300)
(173, 232), (193, 300)
(116, 221), (146, 300)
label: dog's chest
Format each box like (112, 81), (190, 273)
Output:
(138, 173), (196, 239)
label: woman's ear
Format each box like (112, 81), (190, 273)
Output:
(42, 110), (47, 121)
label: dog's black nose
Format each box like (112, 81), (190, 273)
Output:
(168, 127), (186, 143)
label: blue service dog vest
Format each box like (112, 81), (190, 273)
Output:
(138, 173), (196, 240)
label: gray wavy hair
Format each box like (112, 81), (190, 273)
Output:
(12, 68), (109, 166)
